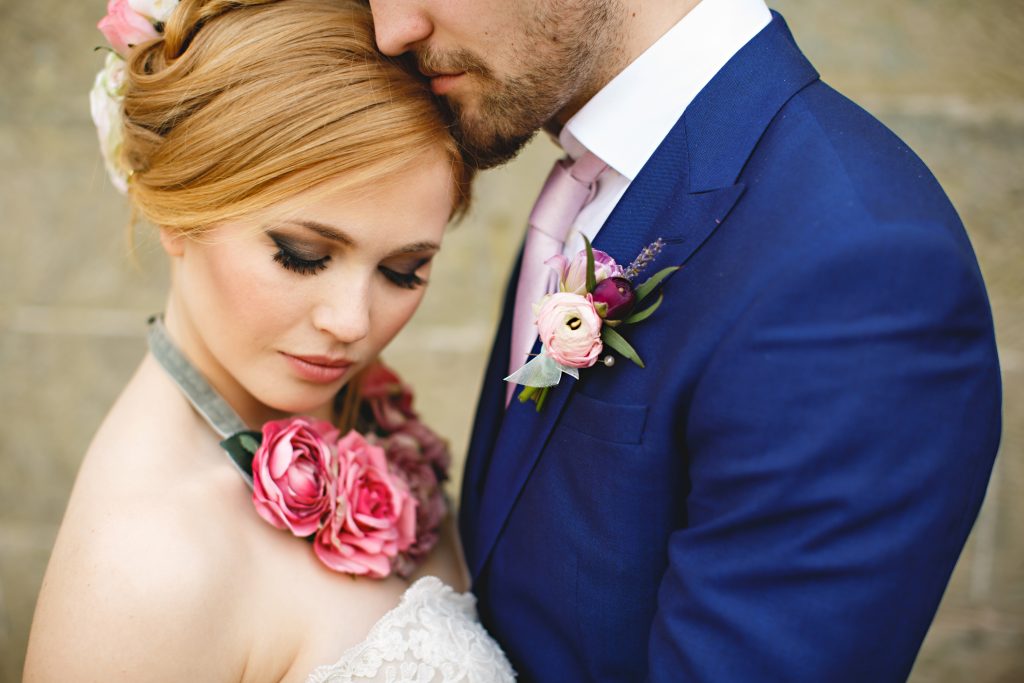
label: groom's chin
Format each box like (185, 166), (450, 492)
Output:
(446, 100), (540, 170)
(454, 125), (538, 170)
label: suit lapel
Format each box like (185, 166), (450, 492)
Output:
(459, 250), (521, 550)
(468, 13), (820, 580)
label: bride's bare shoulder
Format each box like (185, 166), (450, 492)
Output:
(25, 356), (254, 682)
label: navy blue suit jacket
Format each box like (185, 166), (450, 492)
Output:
(460, 14), (1001, 682)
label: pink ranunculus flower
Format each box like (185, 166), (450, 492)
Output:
(314, 431), (417, 578)
(251, 417), (338, 538)
(535, 292), (604, 368)
(546, 248), (623, 295)
(360, 361), (416, 431)
(98, 0), (160, 57)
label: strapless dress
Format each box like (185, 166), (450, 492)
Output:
(305, 576), (515, 682)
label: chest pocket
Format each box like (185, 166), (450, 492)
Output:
(558, 391), (648, 445)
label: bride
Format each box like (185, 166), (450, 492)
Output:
(23, 0), (513, 681)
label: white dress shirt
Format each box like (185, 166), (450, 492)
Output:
(558, 0), (772, 257)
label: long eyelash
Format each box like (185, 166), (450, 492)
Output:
(273, 242), (329, 275)
(380, 267), (426, 290)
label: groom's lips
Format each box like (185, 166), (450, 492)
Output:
(428, 72), (465, 96)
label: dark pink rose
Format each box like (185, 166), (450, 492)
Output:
(314, 431), (417, 578)
(98, 0), (159, 57)
(395, 419), (451, 476)
(252, 417), (338, 538)
(384, 426), (451, 573)
(361, 361), (416, 431)
(591, 276), (637, 320)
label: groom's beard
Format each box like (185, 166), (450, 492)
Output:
(416, 47), (577, 169)
(415, 2), (626, 170)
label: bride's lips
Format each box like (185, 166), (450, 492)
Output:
(429, 72), (466, 96)
(281, 352), (353, 384)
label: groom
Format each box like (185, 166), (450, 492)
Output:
(371, 0), (1001, 680)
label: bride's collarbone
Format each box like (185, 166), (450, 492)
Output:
(66, 439), (411, 682)
(70, 364), (412, 680)
(242, 532), (411, 681)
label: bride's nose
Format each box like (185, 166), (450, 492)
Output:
(311, 277), (371, 344)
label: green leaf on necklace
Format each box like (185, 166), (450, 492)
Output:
(220, 430), (262, 478)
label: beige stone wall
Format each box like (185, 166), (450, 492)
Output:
(1, 0), (1021, 680)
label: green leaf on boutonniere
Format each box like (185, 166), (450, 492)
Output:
(220, 430), (262, 477)
(601, 326), (645, 368)
(534, 386), (551, 411)
(517, 385), (551, 412)
(634, 266), (679, 303)
(584, 235), (597, 293)
(623, 292), (664, 326)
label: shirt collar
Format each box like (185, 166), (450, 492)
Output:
(560, 0), (772, 180)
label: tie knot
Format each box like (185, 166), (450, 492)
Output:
(528, 151), (608, 242)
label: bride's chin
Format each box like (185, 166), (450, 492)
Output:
(248, 385), (341, 424)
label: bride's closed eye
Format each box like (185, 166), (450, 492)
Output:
(271, 235), (330, 276)
(380, 258), (431, 290)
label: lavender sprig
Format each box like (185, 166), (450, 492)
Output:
(623, 238), (666, 282)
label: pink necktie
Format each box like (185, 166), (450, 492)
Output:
(507, 151), (608, 405)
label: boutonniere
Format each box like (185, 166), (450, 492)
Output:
(506, 237), (678, 410)
(220, 362), (450, 579)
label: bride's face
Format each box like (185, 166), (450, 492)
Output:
(163, 151), (455, 424)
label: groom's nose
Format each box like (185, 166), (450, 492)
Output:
(368, 0), (433, 56)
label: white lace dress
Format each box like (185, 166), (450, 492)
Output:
(306, 576), (515, 682)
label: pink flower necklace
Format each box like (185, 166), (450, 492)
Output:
(147, 316), (449, 579)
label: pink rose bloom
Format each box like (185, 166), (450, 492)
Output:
(535, 292), (604, 368)
(98, 0), (159, 57)
(314, 431), (417, 578)
(361, 361), (416, 431)
(547, 248), (623, 295)
(251, 417), (338, 538)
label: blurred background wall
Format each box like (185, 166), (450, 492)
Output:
(1, 0), (1021, 680)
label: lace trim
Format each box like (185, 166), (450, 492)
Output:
(306, 576), (515, 683)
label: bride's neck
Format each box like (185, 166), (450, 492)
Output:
(160, 300), (326, 430)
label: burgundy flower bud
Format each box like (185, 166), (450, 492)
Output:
(591, 277), (636, 320)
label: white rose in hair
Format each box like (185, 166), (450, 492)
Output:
(128, 0), (179, 24)
(89, 52), (129, 194)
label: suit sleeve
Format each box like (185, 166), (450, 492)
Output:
(646, 224), (1001, 682)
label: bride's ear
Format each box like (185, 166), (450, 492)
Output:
(158, 227), (185, 257)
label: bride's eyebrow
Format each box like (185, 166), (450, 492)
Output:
(276, 219), (440, 257)
(387, 241), (441, 257)
(277, 219), (356, 246)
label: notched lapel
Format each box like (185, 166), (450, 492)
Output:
(470, 374), (576, 579)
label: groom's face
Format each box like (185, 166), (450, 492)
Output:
(370, 0), (626, 169)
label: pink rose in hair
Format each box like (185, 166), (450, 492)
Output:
(546, 248), (623, 295)
(251, 417), (338, 537)
(361, 361), (416, 431)
(535, 292), (604, 368)
(314, 431), (417, 578)
(98, 0), (160, 57)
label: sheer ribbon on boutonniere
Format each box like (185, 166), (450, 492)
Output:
(504, 237), (678, 411)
